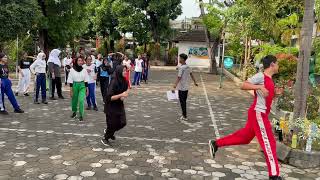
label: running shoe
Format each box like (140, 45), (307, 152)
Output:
(208, 140), (218, 159)
(269, 176), (283, 180)
(14, 109), (24, 113)
(101, 139), (110, 146)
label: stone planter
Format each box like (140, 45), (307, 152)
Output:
(276, 142), (320, 168)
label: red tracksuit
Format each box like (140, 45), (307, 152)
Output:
(216, 72), (280, 177)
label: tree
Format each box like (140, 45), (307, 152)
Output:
(0, 0), (40, 50)
(88, 0), (121, 53)
(293, 0), (315, 120)
(118, 0), (182, 59)
(38, 0), (90, 54)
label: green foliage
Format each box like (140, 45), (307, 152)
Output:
(0, 0), (40, 43)
(277, 88), (295, 112)
(225, 36), (244, 60)
(168, 47), (178, 65)
(273, 58), (298, 85)
(254, 44), (298, 62)
(43, 0), (91, 48)
(202, 4), (224, 39)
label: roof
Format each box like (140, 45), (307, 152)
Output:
(172, 30), (215, 43)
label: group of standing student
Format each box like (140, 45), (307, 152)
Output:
(132, 53), (150, 86)
(0, 53), (24, 115)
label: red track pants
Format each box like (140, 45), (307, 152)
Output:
(216, 109), (280, 177)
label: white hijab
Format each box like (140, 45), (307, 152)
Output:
(36, 52), (46, 61)
(48, 49), (61, 67)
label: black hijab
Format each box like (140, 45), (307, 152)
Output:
(73, 57), (83, 72)
(111, 65), (128, 93)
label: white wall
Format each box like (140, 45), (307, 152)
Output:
(177, 41), (218, 68)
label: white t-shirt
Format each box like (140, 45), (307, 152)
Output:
(83, 64), (96, 84)
(123, 60), (132, 69)
(135, 59), (143, 72)
(63, 58), (73, 67)
(67, 68), (89, 84)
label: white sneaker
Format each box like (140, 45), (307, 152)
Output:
(178, 116), (188, 121)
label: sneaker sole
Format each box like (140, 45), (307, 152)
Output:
(100, 139), (110, 146)
(208, 140), (215, 159)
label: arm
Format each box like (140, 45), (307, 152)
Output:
(173, 77), (181, 89)
(18, 60), (23, 76)
(30, 60), (37, 75)
(190, 73), (198, 86)
(242, 73), (269, 97)
(240, 81), (264, 91)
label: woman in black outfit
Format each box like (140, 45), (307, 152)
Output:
(101, 65), (129, 146)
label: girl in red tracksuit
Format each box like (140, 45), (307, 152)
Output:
(209, 55), (282, 180)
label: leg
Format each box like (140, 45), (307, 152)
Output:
(35, 75), (41, 101)
(216, 110), (255, 147)
(40, 74), (47, 101)
(78, 85), (86, 118)
(178, 90), (188, 118)
(90, 83), (97, 108)
(86, 83), (92, 108)
(137, 72), (141, 85)
(71, 84), (79, 114)
(253, 112), (280, 177)
(56, 77), (63, 97)
(24, 70), (31, 93)
(4, 79), (20, 110)
(133, 72), (138, 85)
(51, 78), (56, 97)
(0, 82), (4, 111)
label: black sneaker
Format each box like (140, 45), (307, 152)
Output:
(24, 93), (30, 96)
(101, 139), (110, 146)
(71, 112), (77, 118)
(58, 96), (65, 99)
(34, 100), (40, 104)
(14, 109), (24, 113)
(208, 140), (218, 159)
(42, 100), (48, 104)
(49, 97), (56, 100)
(15, 92), (18, 96)
(86, 107), (92, 110)
(93, 107), (98, 111)
(110, 136), (116, 141)
(104, 129), (107, 134)
(0, 110), (9, 115)
(269, 176), (283, 180)
(79, 117), (84, 121)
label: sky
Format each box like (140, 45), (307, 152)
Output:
(177, 0), (201, 20)
(177, 0), (211, 20)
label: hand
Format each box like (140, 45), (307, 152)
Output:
(194, 82), (199, 87)
(121, 91), (129, 98)
(120, 97), (125, 101)
(70, 89), (73, 97)
(52, 73), (55, 79)
(86, 88), (89, 97)
(259, 86), (269, 97)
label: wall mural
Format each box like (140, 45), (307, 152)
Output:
(188, 47), (209, 59)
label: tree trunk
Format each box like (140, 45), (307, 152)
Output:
(293, 0), (315, 120)
(38, 0), (49, 57)
(242, 36), (248, 80)
(199, 0), (218, 74)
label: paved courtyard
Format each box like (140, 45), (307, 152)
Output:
(0, 69), (319, 180)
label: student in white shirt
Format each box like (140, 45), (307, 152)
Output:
(30, 52), (48, 104)
(63, 55), (73, 86)
(122, 56), (132, 88)
(83, 56), (98, 111)
(67, 56), (89, 121)
(132, 55), (144, 86)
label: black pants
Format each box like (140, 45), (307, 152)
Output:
(179, 90), (188, 118)
(65, 69), (69, 85)
(51, 77), (62, 97)
(100, 77), (109, 102)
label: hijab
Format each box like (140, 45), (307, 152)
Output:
(48, 49), (61, 67)
(73, 57), (83, 72)
(111, 65), (128, 93)
(36, 52), (46, 61)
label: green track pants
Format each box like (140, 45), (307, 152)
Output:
(71, 82), (86, 118)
